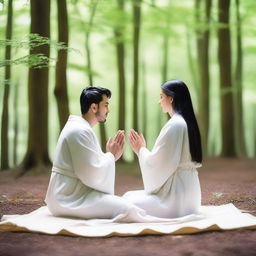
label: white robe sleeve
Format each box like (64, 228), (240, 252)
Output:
(66, 130), (115, 194)
(138, 120), (186, 193)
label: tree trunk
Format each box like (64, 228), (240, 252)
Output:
(195, 0), (212, 155)
(113, 0), (126, 161)
(234, 0), (246, 156)
(85, 0), (98, 86)
(85, 32), (93, 86)
(1, 0), (13, 170)
(13, 81), (19, 166)
(141, 61), (147, 140)
(86, 0), (107, 149)
(162, 5), (171, 126)
(74, 0), (106, 149)
(254, 104), (256, 158)
(114, 0), (126, 132)
(99, 124), (107, 151)
(132, 0), (141, 131)
(20, 0), (51, 175)
(162, 29), (169, 84)
(186, 27), (199, 102)
(217, 0), (236, 157)
(54, 0), (70, 130)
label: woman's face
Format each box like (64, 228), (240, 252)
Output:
(159, 90), (173, 113)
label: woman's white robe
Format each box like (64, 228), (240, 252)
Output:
(45, 115), (145, 219)
(123, 113), (201, 218)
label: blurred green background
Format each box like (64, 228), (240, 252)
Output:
(0, 0), (256, 173)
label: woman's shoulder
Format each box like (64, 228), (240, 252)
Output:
(168, 113), (187, 129)
(159, 114), (187, 137)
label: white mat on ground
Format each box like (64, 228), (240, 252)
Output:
(0, 204), (255, 237)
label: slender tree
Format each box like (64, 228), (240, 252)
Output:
(13, 81), (18, 165)
(157, 10), (170, 134)
(141, 61), (147, 140)
(195, 0), (212, 155)
(217, 0), (236, 156)
(54, 0), (70, 130)
(161, 1), (171, 84)
(162, 0), (171, 126)
(113, 0), (127, 160)
(114, 0), (126, 133)
(132, 0), (141, 131)
(87, 0), (108, 149)
(161, 27), (169, 84)
(186, 27), (199, 95)
(1, 0), (13, 170)
(85, 0), (98, 86)
(20, 0), (51, 174)
(234, 0), (246, 156)
(254, 104), (256, 158)
(73, 0), (107, 149)
(88, 0), (107, 149)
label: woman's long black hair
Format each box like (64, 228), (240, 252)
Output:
(161, 80), (202, 163)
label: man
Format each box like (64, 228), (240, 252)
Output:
(45, 86), (145, 219)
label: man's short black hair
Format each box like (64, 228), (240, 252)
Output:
(80, 86), (111, 114)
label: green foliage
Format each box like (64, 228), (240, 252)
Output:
(0, 33), (69, 51)
(0, 54), (53, 69)
(0, 33), (77, 68)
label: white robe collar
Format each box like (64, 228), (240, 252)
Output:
(68, 115), (91, 128)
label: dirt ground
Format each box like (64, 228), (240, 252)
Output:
(0, 157), (256, 256)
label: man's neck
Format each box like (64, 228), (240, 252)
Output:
(82, 113), (97, 127)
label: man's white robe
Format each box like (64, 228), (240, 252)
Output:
(45, 115), (145, 219)
(123, 113), (201, 218)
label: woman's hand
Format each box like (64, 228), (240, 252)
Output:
(129, 129), (146, 156)
(106, 130), (125, 161)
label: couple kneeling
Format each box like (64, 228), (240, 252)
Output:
(45, 80), (202, 221)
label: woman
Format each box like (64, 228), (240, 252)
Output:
(123, 80), (202, 218)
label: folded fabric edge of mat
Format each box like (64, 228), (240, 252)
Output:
(1, 203), (256, 238)
(0, 220), (255, 238)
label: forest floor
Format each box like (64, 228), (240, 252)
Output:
(0, 157), (256, 256)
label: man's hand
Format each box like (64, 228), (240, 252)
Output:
(129, 129), (146, 156)
(106, 130), (125, 161)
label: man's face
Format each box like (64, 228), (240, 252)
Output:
(95, 95), (110, 123)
